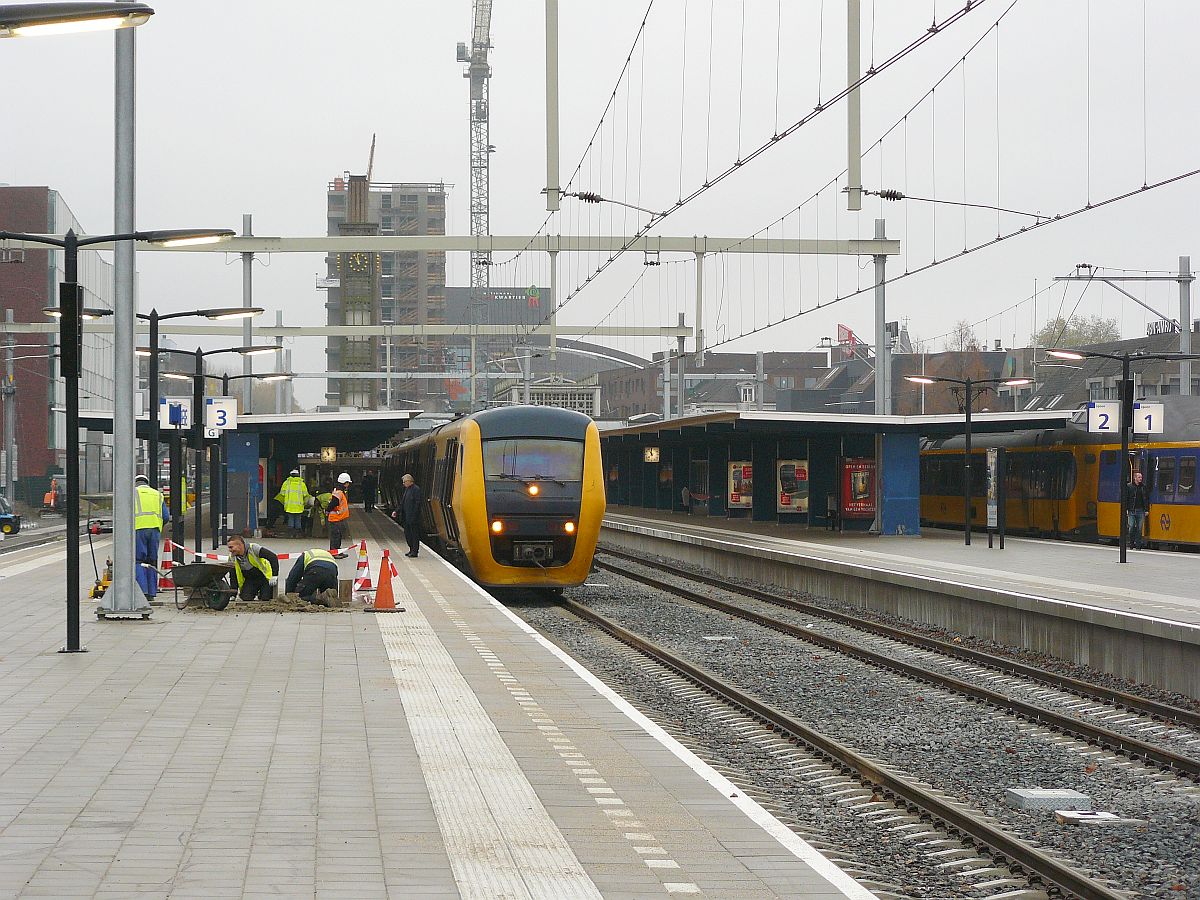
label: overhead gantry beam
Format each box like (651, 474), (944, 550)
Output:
(3, 322), (691, 338)
(1, 234), (901, 256)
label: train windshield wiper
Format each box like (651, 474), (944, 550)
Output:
(528, 474), (565, 486)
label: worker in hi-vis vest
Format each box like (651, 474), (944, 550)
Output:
(327, 472), (352, 554)
(134, 474), (169, 598)
(284, 548), (340, 606)
(276, 469), (310, 537)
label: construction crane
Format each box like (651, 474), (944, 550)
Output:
(458, 0), (493, 299)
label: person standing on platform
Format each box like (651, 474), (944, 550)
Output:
(362, 470), (378, 513)
(680, 484), (692, 514)
(276, 469), (310, 537)
(284, 548), (340, 605)
(327, 472), (352, 554)
(400, 473), (424, 558)
(133, 474), (168, 599)
(225, 533), (279, 602)
(1126, 469), (1151, 549)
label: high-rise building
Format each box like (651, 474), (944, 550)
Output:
(325, 175), (447, 409)
(0, 185), (116, 505)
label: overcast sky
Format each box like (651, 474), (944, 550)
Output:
(2, 1), (1197, 407)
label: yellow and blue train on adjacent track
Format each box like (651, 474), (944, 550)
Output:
(380, 406), (606, 590)
(920, 412), (1200, 549)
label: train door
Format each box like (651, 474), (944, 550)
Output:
(441, 440), (461, 550)
(1146, 449), (1187, 547)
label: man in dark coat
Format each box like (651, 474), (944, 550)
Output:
(400, 473), (424, 557)
(362, 470), (378, 512)
(1125, 469), (1151, 549)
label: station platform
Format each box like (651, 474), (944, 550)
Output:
(602, 508), (1200, 698)
(0, 513), (869, 899)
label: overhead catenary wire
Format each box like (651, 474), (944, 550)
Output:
(543, 0), (990, 325)
(706, 165), (1200, 352)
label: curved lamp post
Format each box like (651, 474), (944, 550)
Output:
(162, 345), (282, 551)
(905, 374), (1032, 545)
(1047, 348), (1200, 562)
(27, 229), (232, 648)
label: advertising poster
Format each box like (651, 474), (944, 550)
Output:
(777, 460), (809, 513)
(841, 458), (876, 518)
(727, 461), (753, 507)
(986, 448), (999, 529)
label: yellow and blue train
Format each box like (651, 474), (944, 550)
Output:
(920, 419), (1200, 549)
(380, 406), (606, 589)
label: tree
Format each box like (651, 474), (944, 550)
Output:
(943, 319), (983, 353)
(1032, 314), (1120, 349)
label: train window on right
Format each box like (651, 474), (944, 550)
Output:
(1179, 457), (1196, 496)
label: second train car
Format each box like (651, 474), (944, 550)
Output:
(380, 405), (605, 589)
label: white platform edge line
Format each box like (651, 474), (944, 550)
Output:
(604, 518), (1200, 633)
(433, 555), (875, 900)
(0, 537), (114, 578)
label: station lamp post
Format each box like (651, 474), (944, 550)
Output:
(905, 375), (1032, 546)
(135, 307), (264, 489)
(1047, 348), (1200, 563)
(163, 345), (281, 550)
(17, 227), (233, 651)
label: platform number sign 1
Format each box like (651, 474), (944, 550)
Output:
(1086, 400), (1120, 434)
(1132, 401), (1165, 435)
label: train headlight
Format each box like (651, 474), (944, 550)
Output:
(527, 483), (540, 496)
(491, 519), (504, 534)
(564, 521), (575, 534)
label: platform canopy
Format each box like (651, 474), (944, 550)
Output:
(601, 409), (1078, 439)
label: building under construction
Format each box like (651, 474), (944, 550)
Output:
(324, 174), (448, 410)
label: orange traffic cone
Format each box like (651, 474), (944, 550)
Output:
(367, 549), (404, 613)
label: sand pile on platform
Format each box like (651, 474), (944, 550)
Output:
(184, 594), (351, 614)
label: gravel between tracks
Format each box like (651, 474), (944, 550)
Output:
(605, 553), (1200, 762)
(553, 575), (1200, 899)
(601, 545), (1200, 715)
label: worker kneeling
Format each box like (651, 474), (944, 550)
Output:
(226, 534), (279, 602)
(285, 548), (340, 606)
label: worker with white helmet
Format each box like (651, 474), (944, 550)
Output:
(133, 473), (168, 599)
(327, 472), (352, 554)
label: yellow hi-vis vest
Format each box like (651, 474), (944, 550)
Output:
(232, 543), (274, 589)
(302, 548), (336, 569)
(279, 476), (310, 514)
(134, 484), (165, 531)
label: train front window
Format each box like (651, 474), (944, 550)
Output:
(483, 439), (583, 483)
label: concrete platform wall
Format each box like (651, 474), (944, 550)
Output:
(601, 522), (1200, 698)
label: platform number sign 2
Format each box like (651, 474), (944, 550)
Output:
(1086, 401), (1120, 434)
(1133, 401), (1165, 435)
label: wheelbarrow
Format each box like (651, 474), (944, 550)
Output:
(171, 562), (238, 611)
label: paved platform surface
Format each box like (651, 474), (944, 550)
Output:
(605, 508), (1200, 627)
(0, 511), (867, 898)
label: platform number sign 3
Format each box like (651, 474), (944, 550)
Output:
(1133, 401), (1165, 435)
(205, 397), (238, 431)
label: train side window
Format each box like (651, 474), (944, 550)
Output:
(1156, 456), (1176, 496)
(1178, 457), (1195, 496)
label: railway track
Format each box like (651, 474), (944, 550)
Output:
(597, 547), (1200, 770)
(556, 594), (1127, 900)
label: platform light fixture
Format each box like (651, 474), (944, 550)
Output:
(0, 1), (154, 38)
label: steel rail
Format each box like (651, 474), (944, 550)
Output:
(558, 596), (1126, 900)
(595, 555), (1200, 780)
(598, 545), (1200, 729)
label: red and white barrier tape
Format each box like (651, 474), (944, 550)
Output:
(162, 539), (303, 563)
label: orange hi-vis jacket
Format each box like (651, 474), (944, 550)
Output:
(327, 488), (350, 523)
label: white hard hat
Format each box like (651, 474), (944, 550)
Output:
(338, 472), (352, 484)
(134, 473), (149, 484)
(290, 469), (300, 476)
